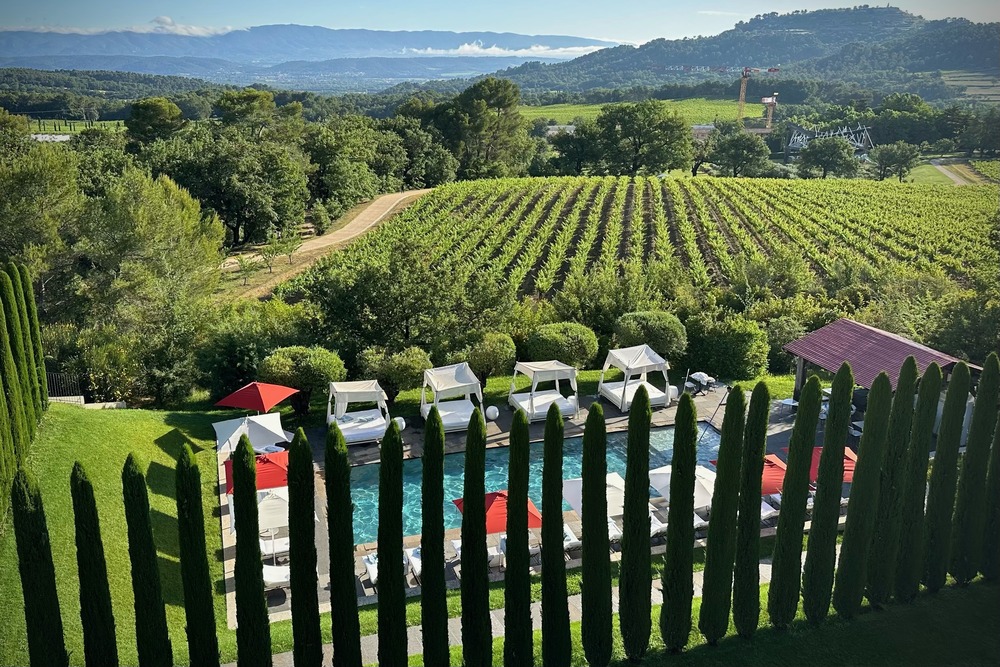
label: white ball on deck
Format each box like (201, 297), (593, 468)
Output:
(393, 417), (406, 431)
(485, 406), (500, 421)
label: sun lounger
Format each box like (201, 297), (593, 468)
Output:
(262, 564), (291, 590)
(649, 510), (669, 538)
(487, 545), (504, 569)
(404, 547), (423, 582)
(760, 500), (779, 522)
(329, 409), (389, 445)
(362, 553), (379, 587)
(450, 539), (463, 561)
(259, 535), (291, 561)
(607, 518), (623, 542)
(563, 524), (582, 551)
(693, 512), (710, 531)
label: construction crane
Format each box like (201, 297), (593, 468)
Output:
(737, 66), (780, 121)
(762, 93), (779, 129)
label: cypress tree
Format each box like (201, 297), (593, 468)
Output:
(893, 363), (943, 602)
(0, 350), (11, 520)
(767, 375), (822, 629)
(11, 467), (69, 667)
(832, 372), (893, 619)
(460, 409), (492, 667)
(0, 270), (35, 434)
(71, 462), (119, 667)
(0, 289), (30, 461)
(866, 357), (919, 607)
(326, 424), (362, 667)
(288, 428), (321, 666)
(230, 436), (271, 667)
(923, 361), (971, 593)
(378, 420), (407, 666)
(802, 363), (853, 623)
(733, 382), (770, 639)
(6, 265), (41, 418)
(659, 393), (697, 653)
(541, 403), (571, 667)
(981, 410), (1000, 581)
(175, 444), (220, 667)
(419, 408), (448, 667)
(17, 264), (47, 409)
(699, 387), (746, 645)
(581, 404), (612, 667)
(504, 409), (533, 667)
(950, 352), (1000, 584)
(620, 385), (652, 661)
(122, 453), (173, 667)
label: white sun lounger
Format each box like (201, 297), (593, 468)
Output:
(760, 500), (779, 522)
(362, 552), (408, 588)
(607, 518), (623, 543)
(262, 564), (291, 590)
(404, 547), (423, 582)
(650, 510), (669, 538)
(259, 535), (291, 560)
(563, 524), (582, 551)
(330, 409), (389, 445)
(499, 533), (542, 563)
(422, 399), (478, 433)
(693, 512), (710, 531)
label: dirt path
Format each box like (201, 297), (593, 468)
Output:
(929, 158), (987, 186)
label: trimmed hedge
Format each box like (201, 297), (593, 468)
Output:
(524, 322), (598, 368)
(581, 404), (612, 667)
(684, 313), (768, 380)
(614, 311), (687, 360)
(541, 403), (572, 666)
(620, 385), (652, 661)
(258, 346), (346, 415)
(468, 332), (517, 382)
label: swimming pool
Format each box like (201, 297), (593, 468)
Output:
(348, 423), (722, 545)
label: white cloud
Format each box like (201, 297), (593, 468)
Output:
(404, 42), (608, 59)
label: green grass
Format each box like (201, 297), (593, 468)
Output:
(906, 164), (955, 185)
(29, 119), (125, 134)
(520, 99), (765, 126)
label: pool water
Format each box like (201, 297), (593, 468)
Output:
(348, 423), (722, 545)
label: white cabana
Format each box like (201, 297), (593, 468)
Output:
(420, 363), (484, 432)
(648, 465), (717, 510)
(562, 472), (627, 518)
(598, 344), (678, 412)
(326, 380), (395, 445)
(213, 413), (293, 454)
(507, 360), (580, 422)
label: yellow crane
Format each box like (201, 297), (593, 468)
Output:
(737, 66), (780, 122)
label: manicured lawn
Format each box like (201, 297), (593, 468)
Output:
(907, 164), (956, 185)
(520, 99), (765, 126)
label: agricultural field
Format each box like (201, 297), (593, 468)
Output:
(520, 98), (764, 125)
(972, 160), (1000, 182)
(28, 118), (125, 134)
(940, 69), (1000, 102)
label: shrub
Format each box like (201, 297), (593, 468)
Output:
(312, 201), (332, 234)
(765, 315), (806, 373)
(468, 332), (517, 383)
(552, 261), (656, 345)
(524, 322), (598, 368)
(259, 345), (346, 415)
(621, 386), (652, 661)
(325, 425), (362, 667)
(541, 403), (571, 666)
(684, 314), (768, 380)
(614, 311), (687, 360)
(358, 345), (432, 405)
(420, 409), (448, 666)
(504, 410), (533, 666)
(460, 410), (492, 666)
(982, 410), (1000, 581)
(288, 429), (322, 666)
(378, 421), (407, 666)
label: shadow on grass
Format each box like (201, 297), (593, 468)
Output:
(149, 506), (180, 559)
(156, 554), (184, 607)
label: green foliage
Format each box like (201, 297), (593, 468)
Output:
(378, 420), (407, 666)
(121, 453), (173, 667)
(685, 313), (769, 380)
(231, 437), (271, 667)
(541, 403), (571, 666)
(710, 126), (772, 177)
(0, 270), (35, 435)
(524, 322), (598, 369)
(768, 375), (822, 629)
(287, 429), (321, 667)
(595, 100), (693, 176)
(733, 382), (770, 638)
(504, 409), (534, 667)
(798, 137), (860, 179)
(982, 410), (1000, 581)
(17, 265), (46, 408)
(460, 409), (492, 666)
(358, 346), (432, 404)
(923, 362), (971, 593)
(868, 141), (921, 181)
(419, 409), (448, 667)
(125, 97), (184, 144)
(235, 255), (262, 286)
(832, 373), (893, 619)
(174, 445), (219, 667)
(6, 266), (41, 420)
(0, 301), (29, 466)
(448, 77), (532, 179)
(621, 385), (652, 661)
(581, 404), (612, 666)
(259, 236), (282, 274)
(468, 332), (517, 382)
(699, 387), (746, 645)
(258, 345), (346, 415)
(614, 311), (688, 360)
(950, 353), (1000, 584)
(325, 425), (362, 667)
(552, 260), (658, 344)
(0, 334), (12, 519)
(802, 363), (853, 623)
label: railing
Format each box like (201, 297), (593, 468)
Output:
(47, 371), (82, 397)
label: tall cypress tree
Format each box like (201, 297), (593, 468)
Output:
(699, 388), (746, 645)
(175, 444), (219, 667)
(0, 287), (30, 459)
(894, 363), (943, 602)
(803, 363), (853, 623)
(288, 428), (321, 666)
(17, 264), (47, 409)
(504, 409), (533, 667)
(621, 385), (652, 661)
(378, 420), (407, 666)
(767, 375), (822, 630)
(733, 382), (770, 639)
(981, 410), (1000, 581)
(326, 424), (362, 667)
(6, 265), (41, 418)
(660, 393), (697, 653)
(460, 409), (492, 667)
(0, 347), (12, 520)
(122, 453), (173, 667)
(832, 372), (893, 619)
(541, 403), (571, 666)
(581, 404), (612, 667)
(866, 357), (918, 607)
(11, 467), (68, 667)
(923, 361), (971, 593)
(71, 462), (119, 667)
(0, 270), (35, 434)
(419, 408), (448, 667)
(950, 352), (1000, 584)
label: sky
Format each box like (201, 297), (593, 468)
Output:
(1, 0), (998, 45)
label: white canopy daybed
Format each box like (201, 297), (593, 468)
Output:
(597, 344), (678, 413)
(507, 360), (580, 422)
(212, 413), (293, 454)
(420, 363), (484, 433)
(326, 380), (397, 445)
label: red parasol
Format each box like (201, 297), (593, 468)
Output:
(224, 450), (289, 495)
(782, 446), (858, 484)
(711, 454), (786, 495)
(453, 491), (543, 534)
(216, 382), (299, 413)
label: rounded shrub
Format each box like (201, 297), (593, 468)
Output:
(258, 345), (346, 415)
(614, 311), (687, 360)
(468, 332), (517, 382)
(525, 322), (598, 368)
(684, 313), (769, 380)
(358, 345), (432, 405)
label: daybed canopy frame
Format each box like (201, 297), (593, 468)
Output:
(508, 360), (580, 420)
(420, 362), (483, 411)
(598, 344), (672, 412)
(327, 380), (389, 422)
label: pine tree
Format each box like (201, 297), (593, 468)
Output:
(6, 265), (41, 418)
(326, 424), (362, 667)
(378, 420), (407, 666)
(230, 436), (272, 667)
(0, 285), (31, 459)
(950, 352), (1000, 584)
(71, 462), (119, 667)
(581, 404), (612, 667)
(17, 264), (47, 409)
(833, 372), (893, 619)
(981, 411), (1000, 581)
(893, 363), (943, 602)
(802, 363), (853, 623)
(767, 375), (822, 629)
(288, 428), (321, 666)
(504, 409), (533, 667)
(923, 362), (971, 593)
(122, 453), (173, 667)
(419, 408), (448, 667)
(659, 393), (697, 652)
(175, 444), (219, 667)
(699, 387), (746, 645)
(12, 467), (68, 667)
(460, 409), (492, 667)
(866, 357), (919, 607)
(541, 403), (571, 666)
(620, 385), (652, 661)
(733, 382), (770, 639)
(0, 270), (36, 434)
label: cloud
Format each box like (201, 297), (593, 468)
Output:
(696, 10), (746, 16)
(8, 17), (233, 36)
(404, 42), (607, 59)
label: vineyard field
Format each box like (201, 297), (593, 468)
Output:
(519, 98), (764, 125)
(972, 160), (1000, 183)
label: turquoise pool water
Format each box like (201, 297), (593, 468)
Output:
(349, 423), (722, 545)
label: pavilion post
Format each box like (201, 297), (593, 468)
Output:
(793, 357), (806, 401)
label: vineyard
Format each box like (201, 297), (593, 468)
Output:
(305, 176), (998, 296)
(972, 160), (1000, 183)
